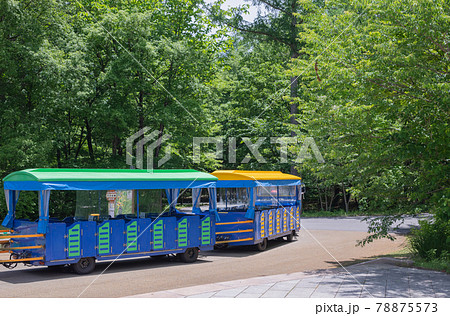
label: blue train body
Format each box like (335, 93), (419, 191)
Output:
(0, 169), (304, 273)
(9, 214), (214, 267)
(212, 170), (304, 250)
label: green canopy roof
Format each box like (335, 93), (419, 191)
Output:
(4, 168), (217, 182)
(3, 169), (218, 191)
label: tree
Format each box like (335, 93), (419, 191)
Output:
(0, 0), (228, 219)
(292, 0), (449, 242)
(209, 0), (320, 174)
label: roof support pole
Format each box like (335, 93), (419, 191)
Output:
(37, 190), (51, 234)
(1, 190), (19, 228)
(244, 187), (256, 220)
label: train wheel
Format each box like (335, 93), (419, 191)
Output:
(286, 231), (294, 242)
(255, 238), (268, 251)
(72, 257), (96, 274)
(3, 253), (19, 269)
(178, 248), (199, 263)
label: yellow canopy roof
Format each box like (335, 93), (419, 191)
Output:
(211, 170), (301, 181)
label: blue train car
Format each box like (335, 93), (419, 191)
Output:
(0, 169), (218, 274)
(212, 170), (304, 251)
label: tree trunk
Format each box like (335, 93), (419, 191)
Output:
(75, 127), (85, 160)
(112, 135), (120, 156)
(328, 187), (335, 212)
(137, 91), (144, 130)
(85, 118), (94, 161)
(153, 122), (165, 169)
(319, 192), (324, 211)
(342, 183), (349, 214)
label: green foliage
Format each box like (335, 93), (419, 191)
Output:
(0, 0), (228, 219)
(410, 219), (450, 261)
(0, 0), (448, 260)
(413, 254), (450, 273)
(291, 0), (449, 244)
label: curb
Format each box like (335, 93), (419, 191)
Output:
(353, 257), (414, 268)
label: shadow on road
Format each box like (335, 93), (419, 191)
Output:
(202, 238), (295, 258)
(0, 238), (295, 284)
(0, 256), (208, 284)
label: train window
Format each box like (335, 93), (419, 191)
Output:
(227, 187), (249, 210)
(217, 188), (249, 211)
(217, 188), (227, 209)
(138, 189), (169, 216)
(177, 188), (210, 212)
(278, 186), (296, 205)
(14, 191), (39, 222)
(75, 190), (109, 220)
(256, 186), (278, 209)
(75, 190), (137, 220)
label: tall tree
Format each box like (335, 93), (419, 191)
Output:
(209, 0), (315, 174)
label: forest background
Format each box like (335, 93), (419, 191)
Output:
(0, 0), (448, 263)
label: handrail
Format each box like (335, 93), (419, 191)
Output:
(0, 257), (44, 263)
(0, 234), (44, 239)
(1, 245), (44, 251)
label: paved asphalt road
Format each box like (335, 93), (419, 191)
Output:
(301, 215), (424, 232)
(0, 217), (418, 298)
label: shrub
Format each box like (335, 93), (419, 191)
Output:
(409, 219), (450, 261)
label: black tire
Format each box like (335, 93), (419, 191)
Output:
(3, 253), (18, 269)
(255, 238), (268, 251)
(177, 248), (199, 263)
(72, 257), (96, 274)
(286, 231), (294, 242)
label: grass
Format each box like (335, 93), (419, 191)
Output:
(378, 242), (450, 274)
(381, 246), (413, 258)
(301, 209), (404, 217)
(301, 209), (365, 217)
(413, 257), (450, 273)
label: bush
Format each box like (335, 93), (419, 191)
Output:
(409, 219), (450, 261)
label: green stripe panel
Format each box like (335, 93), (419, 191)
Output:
(201, 217), (211, 245)
(127, 221), (138, 252)
(68, 224), (81, 257)
(98, 222), (110, 254)
(153, 220), (164, 250)
(178, 218), (188, 247)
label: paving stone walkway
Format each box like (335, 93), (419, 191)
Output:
(128, 259), (450, 298)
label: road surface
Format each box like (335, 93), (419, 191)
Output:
(0, 217), (414, 297)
